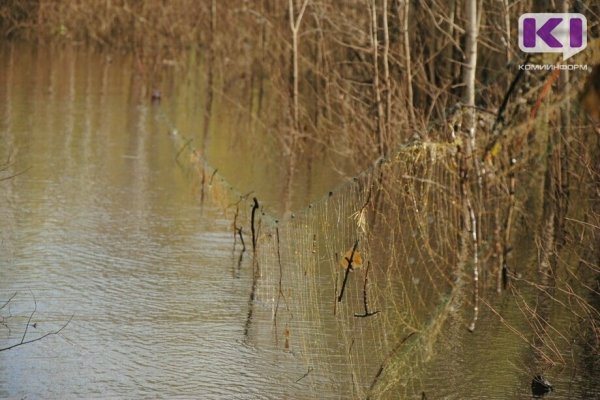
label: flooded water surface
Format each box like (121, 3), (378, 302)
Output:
(0, 43), (313, 398)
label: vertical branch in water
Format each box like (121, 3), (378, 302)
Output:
(273, 226), (286, 326)
(251, 197), (259, 255)
(355, 262), (380, 317)
(232, 202), (240, 246)
(235, 228), (245, 278)
(493, 206), (502, 293)
(333, 266), (339, 316)
(467, 199), (479, 332)
(199, 168), (206, 206)
(232, 193), (252, 249)
(245, 197), (261, 338)
(237, 227), (246, 252)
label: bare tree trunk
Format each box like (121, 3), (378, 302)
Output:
(256, 0), (267, 120)
(370, 0), (386, 157)
(202, 0), (217, 147)
(556, 0), (570, 248)
(396, 0), (414, 126)
(285, 0), (309, 213)
(402, 0), (415, 126)
(463, 0), (477, 136)
(382, 0), (392, 137)
(462, 0), (480, 333)
(289, 0), (309, 132)
(502, 0), (511, 63)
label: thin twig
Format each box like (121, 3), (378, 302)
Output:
(0, 292), (17, 311)
(355, 262), (380, 318)
(273, 227), (289, 324)
(295, 367), (313, 383)
(237, 227), (246, 252)
(1, 315), (74, 352)
(175, 138), (193, 161)
(209, 169), (218, 185)
(491, 54), (531, 133)
(338, 240), (359, 303)
(21, 290), (36, 345)
(0, 167), (32, 182)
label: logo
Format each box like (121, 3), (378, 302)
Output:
(518, 13), (587, 60)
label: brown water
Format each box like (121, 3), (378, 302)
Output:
(0, 43), (336, 399)
(0, 42), (598, 399)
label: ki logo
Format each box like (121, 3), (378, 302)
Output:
(518, 13), (587, 60)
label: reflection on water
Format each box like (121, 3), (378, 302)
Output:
(0, 43), (320, 398)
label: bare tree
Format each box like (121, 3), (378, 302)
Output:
(289, 0), (309, 132)
(382, 0), (392, 137)
(461, 0), (480, 333)
(370, 0), (386, 157)
(399, 0), (415, 126)
(462, 0), (478, 138)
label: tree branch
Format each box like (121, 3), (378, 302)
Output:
(0, 315), (73, 352)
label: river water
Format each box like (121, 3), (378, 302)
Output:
(0, 43), (598, 399)
(0, 43), (329, 398)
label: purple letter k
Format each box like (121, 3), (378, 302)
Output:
(523, 17), (562, 48)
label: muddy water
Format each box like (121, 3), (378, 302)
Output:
(0, 43), (339, 398)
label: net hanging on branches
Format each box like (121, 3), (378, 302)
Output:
(170, 131), (466, 398)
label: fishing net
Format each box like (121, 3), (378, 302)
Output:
(153, 43), (600, 398)
(168, 128), (465, 398)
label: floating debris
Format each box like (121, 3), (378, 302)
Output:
(531, 375), (553, 397)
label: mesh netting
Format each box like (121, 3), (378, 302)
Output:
(169, 129), (467, 398)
